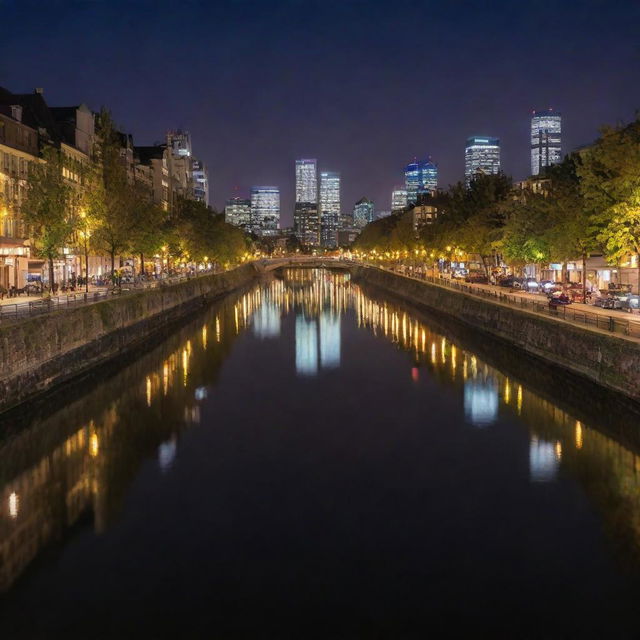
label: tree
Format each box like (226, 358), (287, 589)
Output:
(579, 116), (640, 291)
(21, 145), (76, 292)
(90, 109), (136, 282)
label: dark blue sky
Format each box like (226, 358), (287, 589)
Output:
(2, 0), (639, 224)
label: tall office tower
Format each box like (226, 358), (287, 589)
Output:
(404, 159), (438, 204)
(319, 171), (341, 247)
(404, 161), (421, 204)
(250, 186), (280, 235)
(421, 160), (438, 193)
(531, 109), (562, 176)
(191, 159), (209, 205)
(225, 197), (252, 230)
(352, 197), (375, 229)
(294, 158), (320, 246)
(465, 136), (501, 186)
(391, 187), (408, 212)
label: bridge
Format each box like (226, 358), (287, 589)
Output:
(253, 257), (354, 273)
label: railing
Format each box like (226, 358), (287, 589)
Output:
(0, 268), (222, 324)
(361, 263), (640, 339)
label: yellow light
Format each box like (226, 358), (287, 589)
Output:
(202, 325), (208, 348)
(555, 441), (562, 459)
(146, 376), (152, 407)
(504, 379), (511, 404)
(89, 432), (99, 458)
(517, 385), (523, 414)
(575, 421), (583, 450)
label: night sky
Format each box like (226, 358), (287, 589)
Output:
(2, 0), (639, 224)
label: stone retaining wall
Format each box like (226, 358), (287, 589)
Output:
(0, 264), (257, 413)
(351, 265), (640, 402)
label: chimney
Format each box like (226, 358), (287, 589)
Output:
(34, 87), (44, 95)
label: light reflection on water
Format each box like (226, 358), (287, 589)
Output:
(2, 268), (640, 633)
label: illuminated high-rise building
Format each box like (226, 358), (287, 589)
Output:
(319, 171), (341, 247)
(225, 197), (251, 230)
(404, 159), (438, 204)
(465, 136), (500, 186)
(391, 187), (408, 212)
(250, 186), (280, 235)
(352, 197), (374, 229)
(531, 109), (562, 175)
(294, 159), (319, 246)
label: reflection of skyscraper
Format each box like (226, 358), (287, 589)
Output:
(320, 311), (340, 369)
(252, 303), (281, 339)
(529, 437), (559, 482)
(295, 315), (318, 376)
(463, 380), (498, 426)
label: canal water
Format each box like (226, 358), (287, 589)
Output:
(2, 268), (640, 638)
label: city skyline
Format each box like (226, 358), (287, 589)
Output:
(2, 0), (638, 226)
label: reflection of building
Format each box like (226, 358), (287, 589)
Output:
(320, 311), (340, 369)
(352, 197), (374, 229)
(531, 109), (562, 176)
(319, 171), (340, 247)
(465, 136), (500, 186)
(295, 314), (318, 376)
(250, 186), (280, 235)
(252, 302), (281, 339)
(464, 380), (499, 426)
(529, 436), (560, 482)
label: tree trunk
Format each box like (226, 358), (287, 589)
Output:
(582, 253), (587, 304)
(561, 261), (567, 286)
(140, 252), (144, 278)
(637, 253), (640, 296)
(48, 256), (55, 294)
(110, 250), (115, 285)
(480, 254), (490, 279)
(85, 246), (89, 293)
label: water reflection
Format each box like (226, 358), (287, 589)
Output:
(2, 267), (640, 599)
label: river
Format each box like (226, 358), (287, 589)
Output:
(1, 268), (640, 638)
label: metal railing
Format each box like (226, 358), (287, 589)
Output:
(363, 263), (640, 339)
(0, 268), (223, 324)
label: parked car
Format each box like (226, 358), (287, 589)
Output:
(465, 272), (489, 284)
(498, 276), (523, 289)
(522, 278), (540, 292)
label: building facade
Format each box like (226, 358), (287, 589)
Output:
(294, 159), (319, 246)
(352, 197), (374, 229)
(465, 136), (501, 185)
(391, 186), (407, 212)
(319, 170), (340, 247)
(225, 197), (251, 230)
(531, 109), (562, 176)
(404, 159), (438, 204)
(250, 186), (280, 235)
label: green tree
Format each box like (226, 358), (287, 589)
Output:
(21, 145), (76, 292)
(578, 116), (640, 291)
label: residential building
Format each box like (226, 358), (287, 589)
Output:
(250, 186), (280, 235)
(352, 197), (374, 229)
(225, 197), (251, 230)
(391, 186), (408, 212)
(465, 136), (500, 185)
(319, 170), (340, 247)
(136, 145), (171, 211)
(294, 159), (319, 245)
(531, 109), (562, 176)
(409, 193), (438, 231)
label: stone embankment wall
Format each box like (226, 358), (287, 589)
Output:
(351, 265), (640, 402)
(0, 264), (257, 413)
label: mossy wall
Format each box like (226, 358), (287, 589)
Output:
(0, 265), (257, 413)
(352, 265), (640, 402)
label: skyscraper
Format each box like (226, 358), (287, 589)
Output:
(250, 186), (280, 235)
(225, 197), (251, 230)
(294, 159), (319, 246)
(391, 187), (408, 212)
(531, 109), (562, 175)
(464, 136), (501, 185)
(191, 159), (209, 205)
(319, 171), (341, 247)
(404, 159), (438, 204)
(353, 197), (374, 229)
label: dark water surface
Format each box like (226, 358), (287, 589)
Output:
(2, 268), (640, 638)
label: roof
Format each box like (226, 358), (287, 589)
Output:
(0, 87), (61, 145)
(355, 197), (372, 205)
(135, 145), (166, 164)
